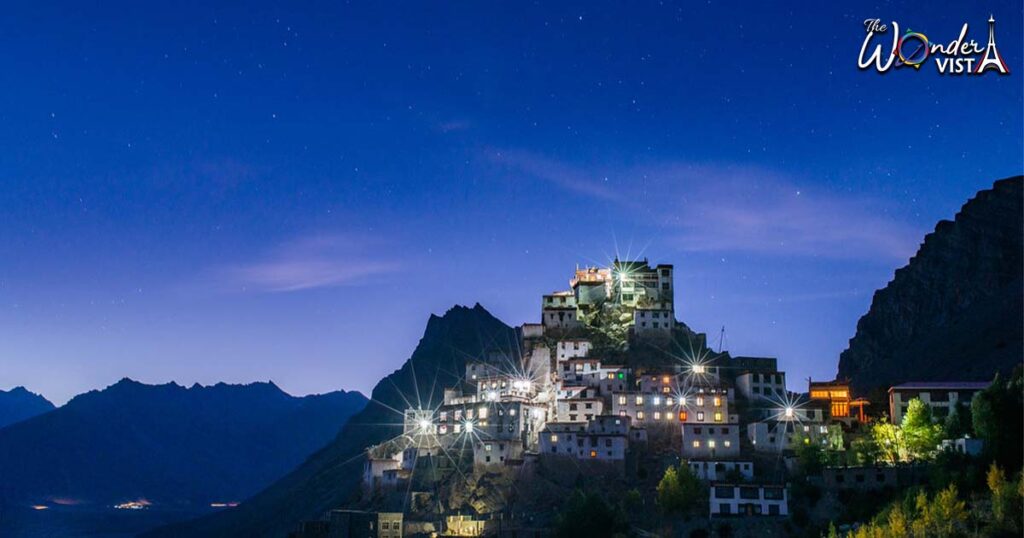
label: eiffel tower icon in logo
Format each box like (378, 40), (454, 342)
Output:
(975, 15), (1009, 75)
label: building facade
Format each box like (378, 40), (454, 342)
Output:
(888, 382), (989, 425)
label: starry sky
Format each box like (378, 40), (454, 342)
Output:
(1, 1), (1021, 405)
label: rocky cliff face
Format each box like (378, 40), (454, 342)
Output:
(837, 176), (1023, 394)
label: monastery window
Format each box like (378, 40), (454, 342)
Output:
(636, 411), (645, 420)
(708, 440), (716, 449)
(724, 440), (731, 448)
(635, 395), (643, 405)
(692, 440), (700, 448)
(678, 411), (687, 421)
(666, 397), (674, 406)
(485, 443), (492, 451)
(618, 396), (627, 405)
(696, 397), (704, 406)
(653, 396), (661, 405)
(665, 413), (673, 421)
(713, 397), (722, 407)
(590, 450), (597, 458)
(697, 412), (705, 422)
(654, 412), (661, 420)
(662, 387), (670, 394)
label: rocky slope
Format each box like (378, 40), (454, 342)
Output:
(146, 303), (518, 538)
(837, 176), (1023, 394)
(0, 386), (54, 429)
(0, 379), (366, 507)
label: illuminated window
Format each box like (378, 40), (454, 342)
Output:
(679, 411), (688, 421)
(454, 424), (462, 433)
(635, 395), (643, 405)
(551, 435), (558, 443)
(713, 397), (722, 407)
(662, 387), (671, 394)
(439, 425), (448, 434)
(478, 407), (488, 419)
(637, 411), (645, 420)
(708, 440), (716, 449)
(665, 412), (673, 421)
(509, 408), (516, 416)
(653, 396), (661, 405)
(590, 450), (597, 458)
(696, 397), (704, 406)
(724, 440), (731, 448)
(820, 426), (828, 434)
(680, 397), (687, 406)
(666, 397), (674, 406)
(619, 410), (626, 417)
(692, 440), (700, 448)
(662, 376), (670, 384)
(485, 443), (492, 451)
(803, 425), (810, 432)
(697, 412), (705, 421)
(439, 411), (447, 422)
(618, 395), (627, 405)
(654, 412), (662, 420)
(714, 412), (723, 422)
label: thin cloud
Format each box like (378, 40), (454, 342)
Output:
(216, 234), (400, 293)
(492, 151), (921, 262)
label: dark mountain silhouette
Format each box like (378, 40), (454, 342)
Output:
(146, 303), (518, 538)
(0, 387), (54, 429)
(838, 176), (1024, 394)
(0, 379), (366, 507)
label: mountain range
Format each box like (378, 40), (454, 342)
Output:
(0, 379), (366, 509)
(0, 386), (54, 429)
(146, 303), (519, 537)
(838, 176), (1023, 394)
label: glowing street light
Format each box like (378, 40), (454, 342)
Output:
(784, 406), (795, 419)
(418, 419), (432, 432)
(463, 420), (474, 433)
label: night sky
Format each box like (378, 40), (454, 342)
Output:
(1, 1), (1021, 404)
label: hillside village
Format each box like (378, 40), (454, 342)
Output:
(287, 259), (1006, 538)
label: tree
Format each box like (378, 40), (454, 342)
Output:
(851, 434), (881, 466)
(986, 463), (1021, 531)
(928, 484), (968, 537)
(656, 464), (703, 515)
(901, 399), (942, 460)
(942, 401), (971, 439)
(554, 489), (628, 538)
(794, 435), (824, 476)
(870, 417), (907, 464)
(972, 368), (1024, 472)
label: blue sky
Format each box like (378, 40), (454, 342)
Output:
(0, 1), (1021, 404)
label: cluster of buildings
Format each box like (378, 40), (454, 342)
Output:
(291, 259), (995, 537)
